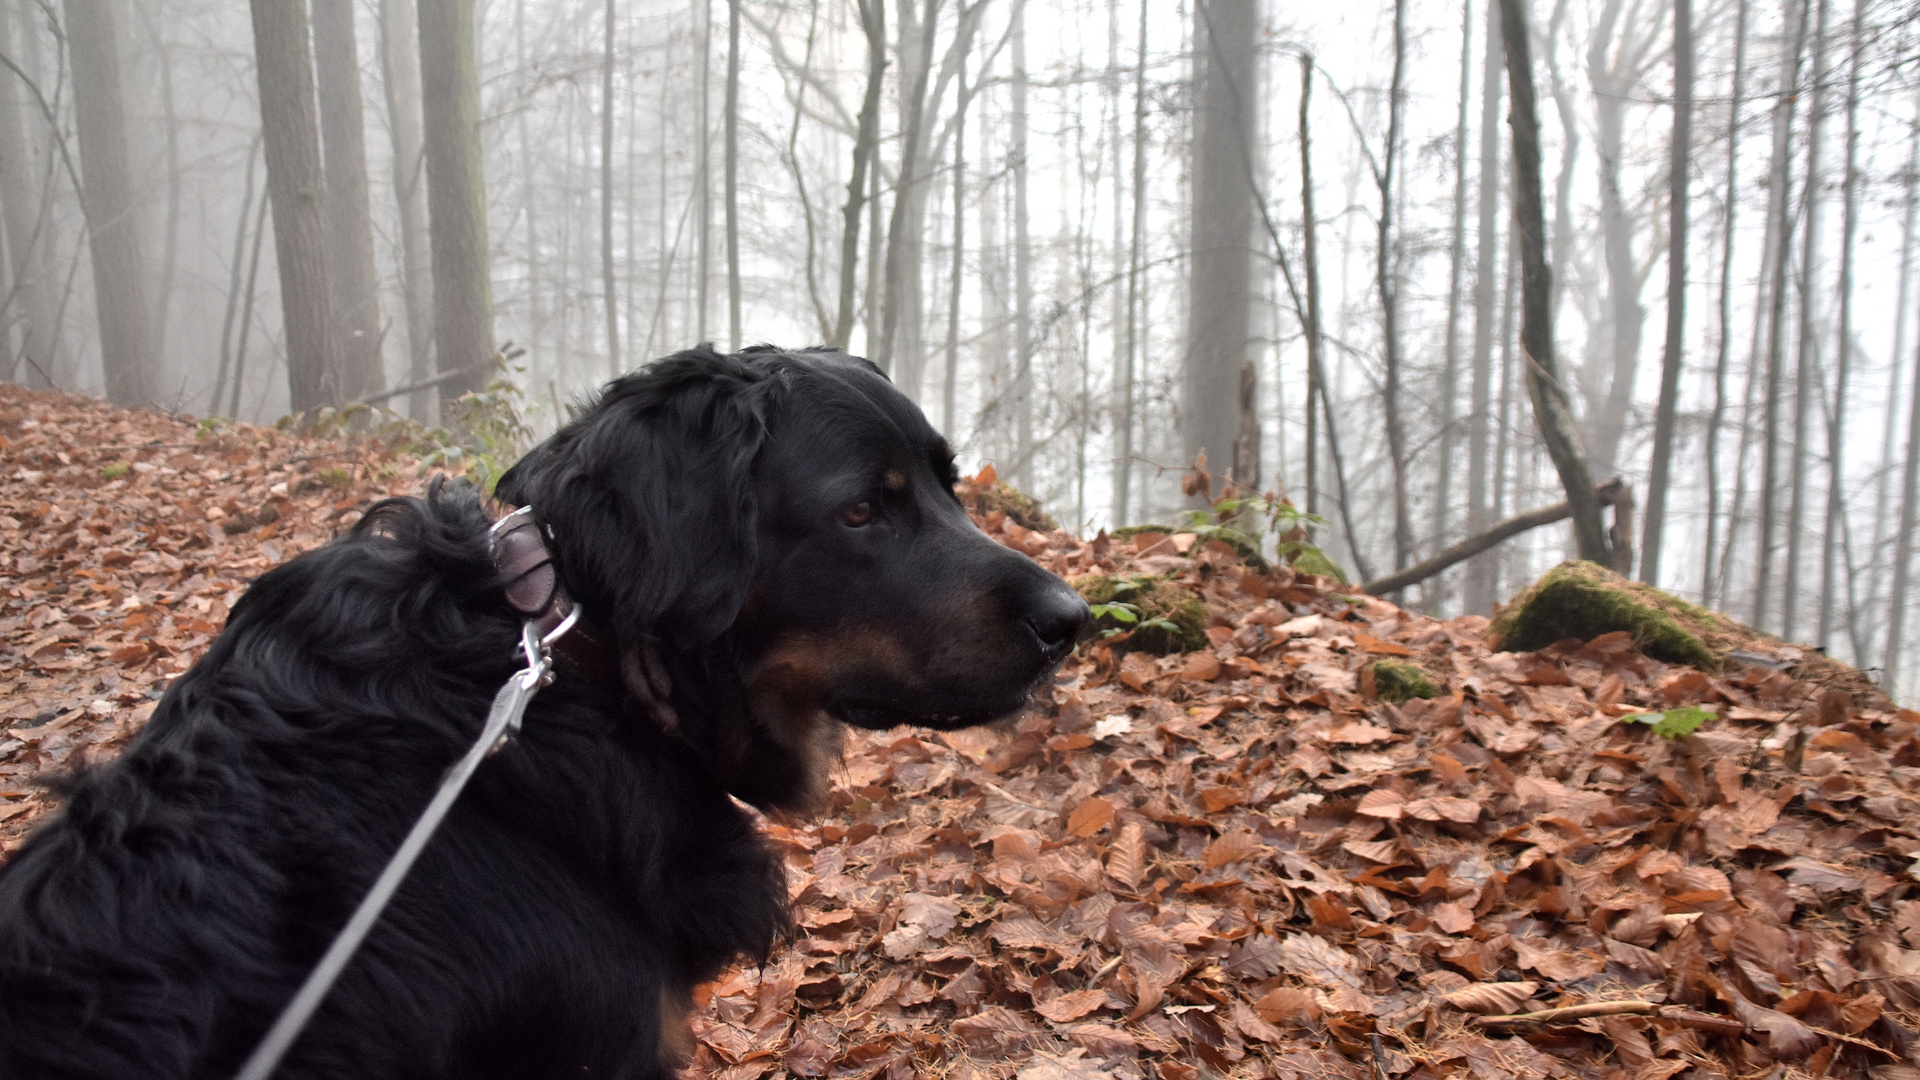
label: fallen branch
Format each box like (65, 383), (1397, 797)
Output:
(1361, 478), (1628, 597)
(1472, 1000), (1745, 1038)
(350, 366), (478, 409)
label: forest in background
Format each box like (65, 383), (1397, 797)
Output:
(3, 0), (1920, 697)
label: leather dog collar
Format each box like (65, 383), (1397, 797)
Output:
(489, 506), (575, 641)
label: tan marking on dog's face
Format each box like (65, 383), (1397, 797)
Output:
(742, 628), (916, 809)
(658, 989), (695, 1069)
(883, 467), (908, 492)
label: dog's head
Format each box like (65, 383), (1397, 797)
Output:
(495, 346), (1088, 810)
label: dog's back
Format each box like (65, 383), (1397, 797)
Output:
(0, 484), (787, 1079)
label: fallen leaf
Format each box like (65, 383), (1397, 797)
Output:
(1441, 981), (1540, 1014)
(1067, 797), (1115, 837)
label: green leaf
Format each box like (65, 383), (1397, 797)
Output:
(1089, 602), (1140, 624)
(1621, 705), (1713, 739)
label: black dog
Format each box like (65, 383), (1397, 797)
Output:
(0, 346), (1088, 1079)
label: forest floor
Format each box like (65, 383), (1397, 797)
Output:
(4, 383), (1920, 1080)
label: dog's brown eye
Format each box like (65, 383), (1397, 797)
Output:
(840, 501), (874, 527)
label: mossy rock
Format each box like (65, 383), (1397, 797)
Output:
(973, 481), (1057, 532)
(1072, 572), (1210, 655)
(1491, 560), (1721, 668)
(1110, 523), (1266, 566)
(1371, 659), (1441, 703)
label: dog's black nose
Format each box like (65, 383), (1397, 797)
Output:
(1026, 586), (1092, 660)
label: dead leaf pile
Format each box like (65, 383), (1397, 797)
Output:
(0, 385), (472, 844)
(4, 386), (1920, 1080)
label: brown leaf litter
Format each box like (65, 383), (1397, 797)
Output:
(3, 383), (1919, 1079)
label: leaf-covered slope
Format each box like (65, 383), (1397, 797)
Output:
(3, 385), (1917, 1079)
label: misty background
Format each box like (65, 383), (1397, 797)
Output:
(3, 0), (1920, 694)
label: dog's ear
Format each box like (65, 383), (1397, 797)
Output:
(500, 350), (771, 651)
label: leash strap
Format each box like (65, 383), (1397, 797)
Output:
(233, 512), (578, 1080)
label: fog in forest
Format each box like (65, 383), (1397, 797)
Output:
(5, 0), (1920, 695)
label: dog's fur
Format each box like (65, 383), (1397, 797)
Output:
(0, 346), (1088, 1079)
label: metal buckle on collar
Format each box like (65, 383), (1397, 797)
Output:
(489, 506), (578, 647)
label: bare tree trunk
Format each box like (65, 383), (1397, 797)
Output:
(1584, 0), (1658, 477)
(944, 46), (968, 436)
(1755, 0), (1808, 632)
(696, 0), (710, 343)
(1499, 0), (1610, 564)
(1185, 0), (1259, 495)
(1820, 0), (1864, 651)
(211, 137), (262, 412)
(1867, 89), (1920, 669)
(1114, 0), (1147, 525)
(313, 0), (385, 402)
(1431, 0), (1475, 592)
(877, 0), (940, 381)
(603, 0), (621, 375)
(1012, 0), (1033, 490)
(250, 0), (339, 412)
(418, 0), (493, 409)
(1703, 0), (1749, 608)
(0, 0), (60, 388)
(1784, 0), (1832, 639)
(66, 0), (154, 404)
(380, 0), (436, 419)
(1377, 0), (1411, 566)
(724, 0), (740, 351)
(831, 0), (885, 350)
(1641, 0), (1692, 585)
(1465, 0), (1503, 612)
(227, 192), (271, 418)
(1541, 0), (1579, 325)
(131, 1), (179, 370)
(1889, 263), (1920, 697)
(1299, 53), (1325, 520)
(1105, 0), (1124, 504)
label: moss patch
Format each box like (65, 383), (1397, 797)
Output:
(1371, 659), (1441, 703)
(1491, 560), (1720, 668)
(973, 481), (1057, 532)
(1073, 572), (1210, 655)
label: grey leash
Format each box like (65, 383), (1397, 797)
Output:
(234, 508), (576, 1080)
